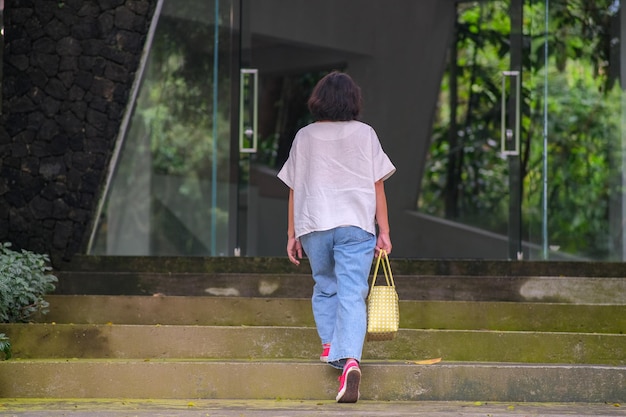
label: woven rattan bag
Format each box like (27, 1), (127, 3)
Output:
(366, 250), (399, 341)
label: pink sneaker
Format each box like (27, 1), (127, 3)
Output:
(336, 360), (361, 403)
(320, 343), (330, 362)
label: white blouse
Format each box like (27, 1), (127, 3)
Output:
(277, 120), (396, 239)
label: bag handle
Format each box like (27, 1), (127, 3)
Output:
(370, 249), (395, 291)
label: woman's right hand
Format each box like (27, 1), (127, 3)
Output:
(287, 237), (303, 265)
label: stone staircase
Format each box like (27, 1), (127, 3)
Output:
(0, 256), (625, 402)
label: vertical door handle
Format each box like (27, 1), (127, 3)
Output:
(501, 70), (520, 156)
(240, 68), (258, 153)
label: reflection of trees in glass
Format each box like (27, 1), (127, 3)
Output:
(422, 2), (511, 233)
(134, 15), (232, 255)
(142, 16), (231, 179)
(526, 0), (620, 259)
(421, 0), (621, 259)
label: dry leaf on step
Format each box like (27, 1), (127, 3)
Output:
(406, 357), (442, 365)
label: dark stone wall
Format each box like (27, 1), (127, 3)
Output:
(0, 0), (156, 265)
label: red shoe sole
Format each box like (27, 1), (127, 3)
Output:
(336, 367), (361, 403)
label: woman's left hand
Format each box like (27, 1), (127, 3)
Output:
(375, 232), (392, 256)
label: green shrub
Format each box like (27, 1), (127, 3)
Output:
(0, 333), (10, 360)
(0, 242), (58, 360)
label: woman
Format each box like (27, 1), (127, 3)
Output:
(277, 71), (395, 403)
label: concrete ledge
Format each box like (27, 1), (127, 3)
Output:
(38, 295), (317, 326)
(60, 256), (626, 277)
(36, 295), (626, 333)
(0, 360), (624, 402)
(0, 398), (623, 417)
(2, 324), (625, 365)
(52, 272), (626, 303)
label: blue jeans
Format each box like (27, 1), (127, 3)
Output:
(299, 226), (376, 366)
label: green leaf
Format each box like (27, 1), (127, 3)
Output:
(0, 243), (57, 324)
(0, 333), (11, 360)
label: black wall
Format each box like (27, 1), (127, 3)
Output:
(0, 0), (155, 264)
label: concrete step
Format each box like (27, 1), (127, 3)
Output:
(1, 399), (623, 417)
(2, 323), (625, 365)
(1, 359), (624, 402)
(53, 256), (626, 303)
(53, 271), (626, 303)
(38, 295), (626, 333)
(9, 255), (626, 403)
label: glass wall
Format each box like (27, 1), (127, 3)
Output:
(526, 0), (623, 261)
(421, 0), (625, 261)
(88, 0), (626, 260)
(89, 0), (234, 256)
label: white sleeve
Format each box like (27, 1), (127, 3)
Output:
(371, 128), (396, 182)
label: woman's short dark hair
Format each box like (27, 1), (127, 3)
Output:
(307, 71), (362, 121)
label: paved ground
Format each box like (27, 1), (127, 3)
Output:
(0, 399), (624, 417)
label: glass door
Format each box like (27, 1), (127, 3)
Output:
(236, 0), (335, 256)
(235, 0), (448, 257)
(420, 1), (525, 259)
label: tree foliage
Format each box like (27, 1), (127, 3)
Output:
(421, 0), (622, 259)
